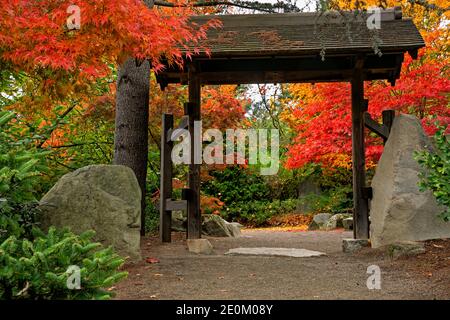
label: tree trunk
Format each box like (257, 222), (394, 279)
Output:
(114, 58), (150, 236)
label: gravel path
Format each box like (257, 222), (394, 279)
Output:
(114, 229), (450, 300)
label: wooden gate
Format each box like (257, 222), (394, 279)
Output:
(159, 102), (200, 242)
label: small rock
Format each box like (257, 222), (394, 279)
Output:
(342, 238), (370, 253)
(308, 213), (332, 230)
(386, 241), (425, 259)
(187, 239), (213, 255)
(322, 213), (351, 230)
(342, 217), (353, 231)
(171, 210), (187, 232)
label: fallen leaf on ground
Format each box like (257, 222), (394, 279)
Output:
(154, 273), (163, 277)
(146, 257), (160, 264)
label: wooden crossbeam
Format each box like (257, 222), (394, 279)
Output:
(165, 199), (188, 211)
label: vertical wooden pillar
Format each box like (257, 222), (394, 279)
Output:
(160, 114), (173, 243)
(187, 64), (202, 239)
(351, 69), (369, 239)
(382, 110), (395, 144)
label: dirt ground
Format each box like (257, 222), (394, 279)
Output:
(113, 229), (450, 300)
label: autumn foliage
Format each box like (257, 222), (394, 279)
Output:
(285, 32), (450, 170)
(278, 0), (449, 171)
(0, 0), (218, 75)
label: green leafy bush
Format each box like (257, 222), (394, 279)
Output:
(415, 125), (450, 221)
(203, 167), (272, 204)
(0, 227), (127, 300)
(0, 110), (128, 299)
(144, 201), (159, 234)
(222, 199), (299, 227)
(0, 110), (52, 242)
(0, 110), (51, 203)
(297, 185), (353, 214)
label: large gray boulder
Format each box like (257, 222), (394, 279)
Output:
(308, 213), (332, 230)
(202, 214), (242, 237)
(370, 114), (450, 248)
(39, 165), (142, 260)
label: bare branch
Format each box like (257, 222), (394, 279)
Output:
(150, 0), (303, 13)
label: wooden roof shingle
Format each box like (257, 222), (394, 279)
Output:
(157, 8), (425, 86)
(187, 9), (424, 57)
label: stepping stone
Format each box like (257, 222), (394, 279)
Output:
(225, 247), (325, 258)
(187, 239), (213, 255)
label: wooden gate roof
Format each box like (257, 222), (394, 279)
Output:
(156, 8), (424, 88)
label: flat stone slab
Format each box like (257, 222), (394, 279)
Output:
(225, 247), (325, 258)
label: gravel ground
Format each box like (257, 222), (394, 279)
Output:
(113, 229), (450, 300)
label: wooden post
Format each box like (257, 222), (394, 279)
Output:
(351, 68), (369, 239)
(160, 113), (173, 243)
(382, 110), (395, 143)
(187, 64), (202, 239)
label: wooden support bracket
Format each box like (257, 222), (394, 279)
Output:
(364, 109), (395, 144)
(364, 112), (389, 140)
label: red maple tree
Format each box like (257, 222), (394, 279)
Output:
(285, 37), (450, 170)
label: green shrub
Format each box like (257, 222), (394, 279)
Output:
(0, 227), (127, 300)
(144, 201), (159, 234)
(415, 125), (450, 221)
(0, 110), (51, 242)
(297, 185), (352, 214)
(0, 201), (41, 243)
(0, 111), (51, 203)
(203, 167), (271, 204)
(0, 110), (128, 299)
(222, 199), (299, 227)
